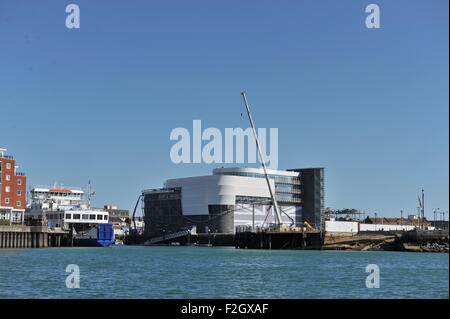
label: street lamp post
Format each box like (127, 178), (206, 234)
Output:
(433, 208), (439, 222)
(400, 210), (403, 231)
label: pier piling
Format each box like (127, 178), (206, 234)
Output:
(235, 226), (324, 250)
(0, 225), (71, 249)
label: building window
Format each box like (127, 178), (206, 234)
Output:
(104, 215), (108, 220)
(5, 174), (10, 181)
(5, 186), (10, 193)
(82, 214), (89, 220)
(73, 214), (80, 219)
(17, 179), (22, 186)
(17, 190), (21, 196)
(65, 214), (72, 219)
(89, 214), (96, 220)
(5, 198), (10, 204)
(6, 163), (11, 169)
(97, 214), (103, 220)
(16, 201), (21, 207)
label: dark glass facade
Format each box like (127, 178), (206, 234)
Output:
(143, 188), (234, 234)
(287, 168), (324, 228)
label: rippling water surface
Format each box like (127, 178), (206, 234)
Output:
(0, 246), (448, 298)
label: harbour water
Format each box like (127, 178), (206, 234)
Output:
(0, 246), (448, 299)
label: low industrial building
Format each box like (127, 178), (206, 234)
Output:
(325, 216), (435, 234)
(103, 205), (129, 220)
(142, 167), (324, 235)
(102, 205), (131, 239)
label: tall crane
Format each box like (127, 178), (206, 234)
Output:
(131, 194), (143, 233)
(240, 92), (283, 228)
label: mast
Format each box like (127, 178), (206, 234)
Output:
(421, 189), (425, 230)
(240, 92), (283, 227)
(417, 206), (421, 230)
(87, 180), (95, 209)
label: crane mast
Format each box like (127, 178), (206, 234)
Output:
(240, 92), (283, 227)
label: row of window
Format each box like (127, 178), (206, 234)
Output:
(145, 193), (181, 200)
(219, 171), (300, 182)
(32, 191), (80, 198)
(236, 195), (272, 204)
(1, 174), (23, 185)
(3, 198), (21, 206)
(3, 186), (22, 195)
(276, 193), (302, 199)
(64, 213), (108, 221)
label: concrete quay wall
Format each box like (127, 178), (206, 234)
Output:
(0, 225), (71, 249)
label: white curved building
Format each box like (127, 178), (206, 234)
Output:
(143, 167), (323, 234)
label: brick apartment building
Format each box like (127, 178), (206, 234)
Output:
(0, 148), (27, 224)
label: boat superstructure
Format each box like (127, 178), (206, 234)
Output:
(26, 185), (109, 230)
(25, 184), (114, 246)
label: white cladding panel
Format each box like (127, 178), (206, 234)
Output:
(325, 221), (436, 233)
(359, 224), (435, 231)
(234, 203), (297, 227)
(213, 167), (299, 177)
(325, 220), (359, 233)
(165, 175), (275, 215)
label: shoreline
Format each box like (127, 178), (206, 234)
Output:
(322, 232), (449, 253)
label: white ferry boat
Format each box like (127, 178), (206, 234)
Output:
(25, 184), (114, 247)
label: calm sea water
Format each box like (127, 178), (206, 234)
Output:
(0, 246), (448, 299)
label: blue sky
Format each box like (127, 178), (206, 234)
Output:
(0, 0), (448, 218)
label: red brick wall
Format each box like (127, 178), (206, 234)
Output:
(0, 158), (27, 210)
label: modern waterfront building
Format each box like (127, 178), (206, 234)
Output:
(0, 148), (27, 224)
(142, 167), (324, 235)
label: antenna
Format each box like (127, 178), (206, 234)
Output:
(87, 180), (95, 209)
(433, 208), (440, 222)
(421, 189), (425, 229)
(240, 92), (282, 227)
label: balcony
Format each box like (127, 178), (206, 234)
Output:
(275, 188), (302, 194)
(274, 178), (301, 185)
(275, 196), (302, 204)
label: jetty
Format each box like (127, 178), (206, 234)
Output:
(322, 229), (449, 253)
(0, 225), (72, 249)
(234, 225), (323, 250)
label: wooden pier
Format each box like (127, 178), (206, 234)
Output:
(0, 225), (72, 249)
(234, 226), (323, 250)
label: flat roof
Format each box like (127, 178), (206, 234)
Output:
(31, 187), (84, 194)
(213, 167), (299, 177)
